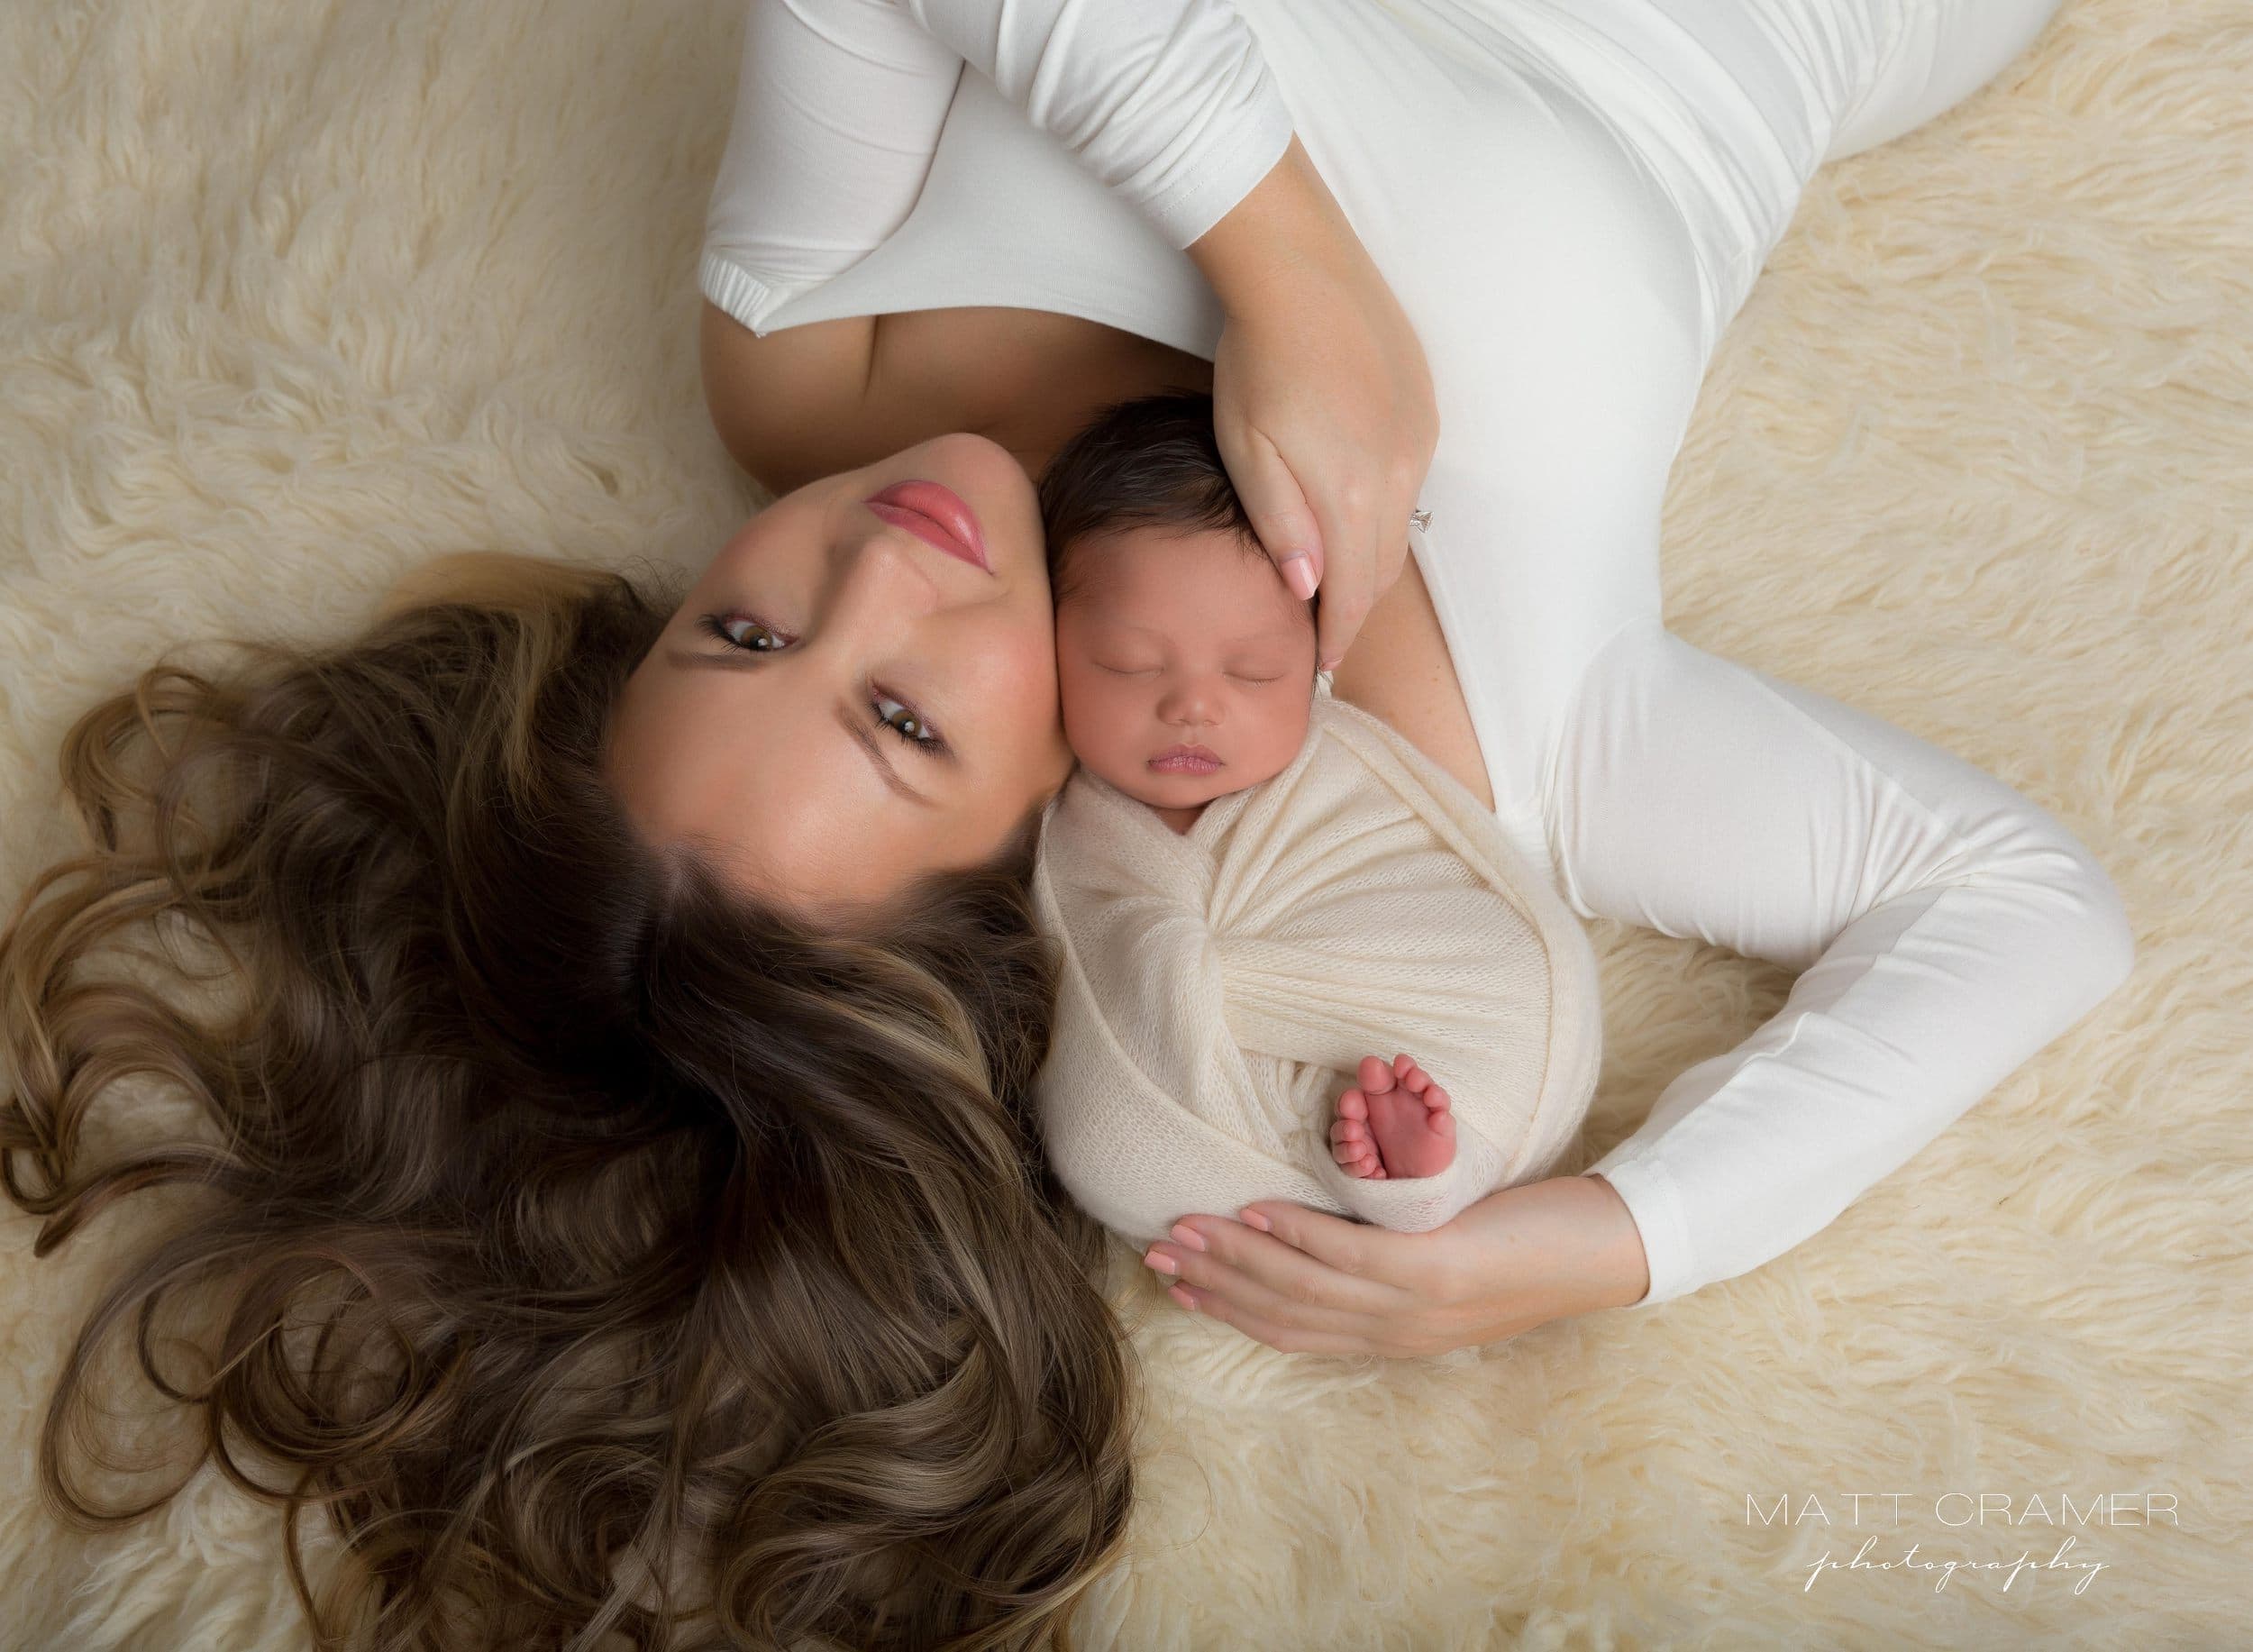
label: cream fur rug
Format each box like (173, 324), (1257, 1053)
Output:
(3, 1), (2247, 1646)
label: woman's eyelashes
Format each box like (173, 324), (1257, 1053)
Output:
(700, 611), (788, 653)
(696, 612), (951, 756)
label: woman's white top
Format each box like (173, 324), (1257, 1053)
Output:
(1034, 692), (1603, 1246)
(699, 0), (2134, 1308)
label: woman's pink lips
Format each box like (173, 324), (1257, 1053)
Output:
(862, 479), (990, 573)
(1149, 744), (1221, 774)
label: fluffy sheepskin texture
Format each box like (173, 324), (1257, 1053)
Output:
(3, 0), (2248, 1646)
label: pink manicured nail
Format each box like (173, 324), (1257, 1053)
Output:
(1169, 1221), (1207, 1253)
(1143, 1247), (1178, 1275)
(1280, 552), (1317, 599)
(1239, 1209), (1272, 1232)
(1168, 1286), (1199, 1311)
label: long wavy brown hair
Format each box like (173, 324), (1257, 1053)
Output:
(0, 551), (1139, 1650)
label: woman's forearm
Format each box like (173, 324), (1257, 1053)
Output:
(1186, 135), (1368, 316)
(1179, 125), (1440, 668)
(1455, 1173), (1654, 1334)
(1580, 1173), (1655, 1308)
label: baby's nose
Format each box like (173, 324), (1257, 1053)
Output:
(1160, 687), (1220, 725)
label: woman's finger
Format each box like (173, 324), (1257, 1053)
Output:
(1295, 464), (1375, 671)
(1150, 1227), (1398, 1331)
(1190, 135), (1437, 672)
(1217, 424), (1326, 603)
(1236, 1201), (1413, 1285)
(1145, 1211), (1411, 1339)
(1163, 1282), (1378, 1356)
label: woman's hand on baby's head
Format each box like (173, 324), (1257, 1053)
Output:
(1209, 292), (1435, 675)
(1190, 137), (1437, 675)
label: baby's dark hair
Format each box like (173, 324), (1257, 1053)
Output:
(1037, 388), (1285, 607)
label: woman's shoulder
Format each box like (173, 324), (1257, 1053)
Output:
(701, 297), (1219, 499)
(698, 300), (877, 497)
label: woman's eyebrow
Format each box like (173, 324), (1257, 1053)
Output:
(831, 701), (936, 808)
(665, 645), (759, 673)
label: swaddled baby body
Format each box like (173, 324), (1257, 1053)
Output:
(1029, 393), (1603, 1244)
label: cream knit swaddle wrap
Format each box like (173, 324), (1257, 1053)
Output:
(1031, 692), (1604, 1246)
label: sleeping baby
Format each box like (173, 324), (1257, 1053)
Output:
(1026, 390), (1606, 1248)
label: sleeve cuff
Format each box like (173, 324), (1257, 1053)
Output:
(1582, 1151), (1697, 1310)
(700, 250), (794, 339)
(1139, 70), (1296, 249)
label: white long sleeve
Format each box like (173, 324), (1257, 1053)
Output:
(698, 0), (1292, 335)
(1555, 617), (2138, 1306)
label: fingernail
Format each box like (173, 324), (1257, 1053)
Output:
(1143, 1247), (1178, 1275)
(1169, 1221), (1207, 1253)
(1168, 1286), (1199, 1312)
(1239, 1208), (1272, 1232)
(1280, 552), (1317, 600)
(1319, 654), (1342, 673)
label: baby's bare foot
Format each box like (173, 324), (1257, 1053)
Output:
(1330, 1053), (1455, 1182)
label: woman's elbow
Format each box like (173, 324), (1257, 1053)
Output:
(2021, 829), (2139, 1004)
(2082, 862), (2139, 999)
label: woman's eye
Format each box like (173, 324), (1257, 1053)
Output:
(698, 614), (944, 757)
(873, 691), (944, 751)
(700, 612), (789, 651)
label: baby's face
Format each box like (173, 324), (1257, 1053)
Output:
(1054, 525), (1318, 816)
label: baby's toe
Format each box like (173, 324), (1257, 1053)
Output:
(1332, 1130), (1378, 1176)
(1423, 1082), (1452, 1114)
(1336, 1086), (1368, 1121)
(1359, 1054), (1398, 1093)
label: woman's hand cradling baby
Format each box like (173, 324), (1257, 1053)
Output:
(1140, 1173), (1652, 1356)
(1190, 136), (1438, 673)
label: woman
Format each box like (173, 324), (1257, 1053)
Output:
(674, 0), (2134, 1327)
(1, 0), (2134, 1647)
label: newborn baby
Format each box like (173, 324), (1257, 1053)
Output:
(1047, 399), (1456, 1185)
(1028, 391), (1603, 1244)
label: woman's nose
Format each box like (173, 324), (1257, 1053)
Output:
(829, 530), (945, 635)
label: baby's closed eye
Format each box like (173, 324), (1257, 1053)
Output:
(1090, 662), (1284, 683)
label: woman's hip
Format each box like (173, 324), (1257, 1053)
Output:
(1623, 0), (2066, 169)
(1822, 0), (2066, 161)
(1333, 0), (2066, 309)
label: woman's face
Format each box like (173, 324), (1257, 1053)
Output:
(607, 433), (1075, 914)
